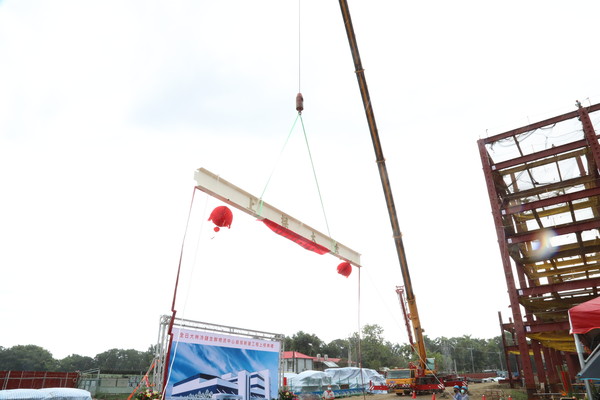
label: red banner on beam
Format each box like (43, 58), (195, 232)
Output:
(261, 219), (330, 255)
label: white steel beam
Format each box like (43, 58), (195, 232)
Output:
(194, 167), (361, 267)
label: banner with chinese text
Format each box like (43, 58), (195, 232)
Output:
(165, 328), (281, 400)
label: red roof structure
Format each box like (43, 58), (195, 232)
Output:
(281, 351), (340, 363)
(282, 351), (313, 359)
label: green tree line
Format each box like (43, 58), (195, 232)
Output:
(0, 345), (156, 373)
(0, 325), (505, 374)
(284, 325), (507, 374)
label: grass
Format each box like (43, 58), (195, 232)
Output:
(94, 394), (130, 400)
(503, 388), (528, 400)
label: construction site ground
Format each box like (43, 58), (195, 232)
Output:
(367, 382), (521, 400)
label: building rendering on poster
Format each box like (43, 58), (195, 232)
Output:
(165, 328), (281, 400)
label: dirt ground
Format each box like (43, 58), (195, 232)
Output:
(367, 382), (513, 400)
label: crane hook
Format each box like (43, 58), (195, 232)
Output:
(296, 92), (304, 113)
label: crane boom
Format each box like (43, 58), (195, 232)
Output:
(337, 0), (427, 370)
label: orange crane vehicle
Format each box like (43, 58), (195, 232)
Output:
(337, 1), (465, 395)
(386, 287), (465, 395)
(385, 287), (437, 395)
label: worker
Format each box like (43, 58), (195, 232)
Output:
(322, 386), (335, 400)
(452, 385), (461, 400)
(460, 386), (469, 400)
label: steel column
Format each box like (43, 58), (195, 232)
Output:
(531, 340), (547, 390)
(541, 345), (560, 393)
(579, 103), (600, 174)
(478, 139), (536, 397)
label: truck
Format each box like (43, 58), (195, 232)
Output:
(386, 361), (466, 396)
(337, 1), (467, 395)
(386, 360), (437, 396)
(385, 286), (466, 395)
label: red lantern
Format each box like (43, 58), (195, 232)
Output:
(337, 261), (352, 277)
(208, 206), (233, 232)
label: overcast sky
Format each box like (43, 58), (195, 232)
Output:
(1, 1), (600, 361)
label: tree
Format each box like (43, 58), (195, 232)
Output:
(322, 339), (349, 359)
(57, 354), (96, 372)
(286, 331), (323, 356)
(94, 348), (152, 372)
(387, 342), (411, 368)
(0, 334), (505, 374)
(284, 336), (294, 353)
(0, 345), (57, 371)
(358, 324), (389, 370)
(342, 324), (408, 371)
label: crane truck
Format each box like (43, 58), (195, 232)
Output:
(385, 287), (465, 395)
(337, 1), (466, 395)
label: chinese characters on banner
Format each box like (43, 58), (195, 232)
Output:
(165, 328), (281, 400)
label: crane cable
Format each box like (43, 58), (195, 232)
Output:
(298, 0), (301, 93)
(258, 0), (332, 242)
(262, 2), (366, 391)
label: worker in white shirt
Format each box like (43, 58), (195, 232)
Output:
(322, 386), (335, 400)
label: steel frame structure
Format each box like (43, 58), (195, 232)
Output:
(478, 102), (600, 398)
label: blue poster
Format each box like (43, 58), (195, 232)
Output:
(165, 328), (281, 400)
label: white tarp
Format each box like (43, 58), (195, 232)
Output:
(288, 371), (336, 393)
(325, 367), (386, 392)
(0, 388), (92, 400)
(287, 368), (386, 394)
(283, 372), (298, 384)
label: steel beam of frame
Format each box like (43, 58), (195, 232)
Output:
(523, 321), (570, 334)
(516, 277), (600, 296)
(493, 139), (589, 171)
(498, 312), (512, 384)
(194, 167), (362, 267)
(503, 186), (600, 215)
(482, 103), (600, 144)
(579, 103), (600, 174)
(502, 176), (595, 202)
(506, 218), (600, 244)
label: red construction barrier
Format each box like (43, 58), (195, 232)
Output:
(0, 371), (79, 390)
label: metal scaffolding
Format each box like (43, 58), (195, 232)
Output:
(478, 102), (600, 398)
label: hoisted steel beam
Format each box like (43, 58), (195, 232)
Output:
(194, 167), (362, 267)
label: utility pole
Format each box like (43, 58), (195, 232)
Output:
(348, 339), (352, 367)
(468, 348), (475, 373)
(497, 352), (503, 372)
